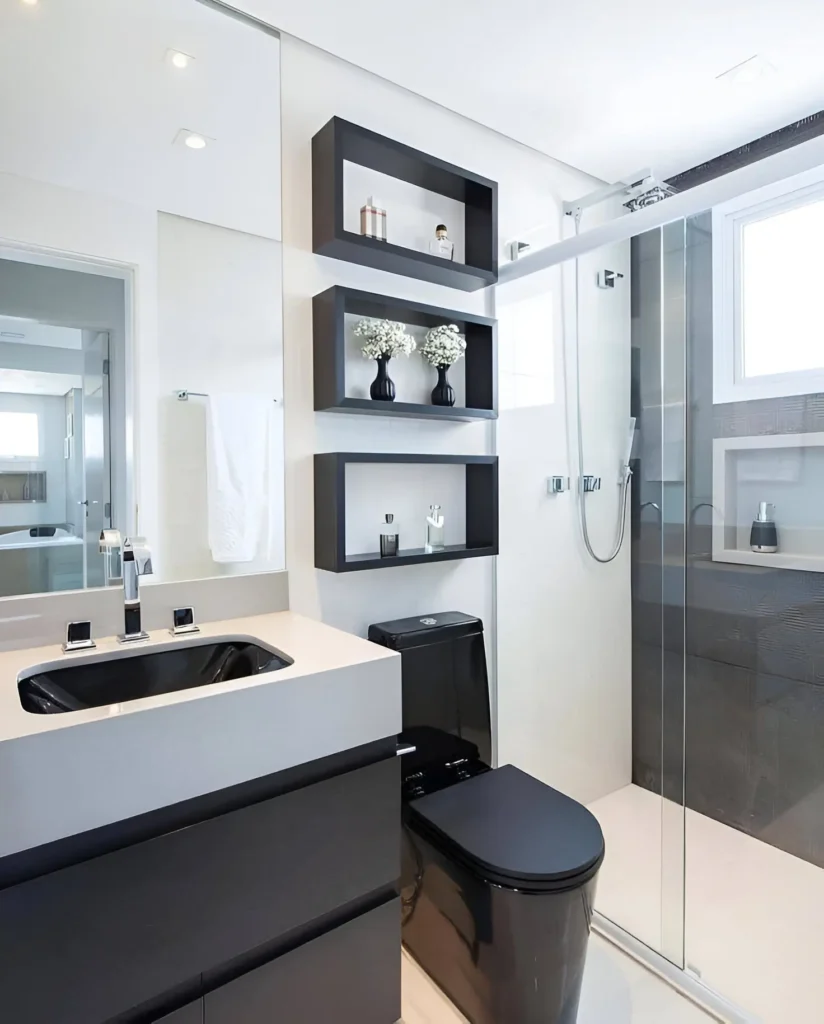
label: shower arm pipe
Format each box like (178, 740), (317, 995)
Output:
(499, 133), (824, 284)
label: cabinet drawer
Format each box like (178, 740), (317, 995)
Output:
(205, 899), (400, 1024)
(0, 755), (398, 1024)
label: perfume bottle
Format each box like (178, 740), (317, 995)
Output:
(379, 514), (399, 557)
(750, 501), (778, 553)
(360, 196), (387, 242)
(425, 504), (445, 552)
(428, 224), (454, 260)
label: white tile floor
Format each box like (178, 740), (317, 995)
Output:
(402, 933), (717, 1024)
(590, 783), (824, 1024)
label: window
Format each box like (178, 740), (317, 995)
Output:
(0, 411), (40, 458)
(713, 168), (824, 403)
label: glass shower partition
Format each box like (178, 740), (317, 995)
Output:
(582, 222), (689, 970)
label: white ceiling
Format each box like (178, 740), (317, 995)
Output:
(0, 319), (82, 350)
(250, 0), (824, 181)
(0, 0), (280, 239)
(0, 368), (82, 396)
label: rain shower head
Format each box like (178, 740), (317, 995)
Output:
(563, 169), (677, 222)
(622, 176), (678, 211)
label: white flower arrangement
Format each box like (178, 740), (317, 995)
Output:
(354, 317), (416, 360)
(420, 324), (467, 368)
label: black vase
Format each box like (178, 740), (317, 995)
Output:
(370, 356), (396, 401)
(431, 364), (455, 407)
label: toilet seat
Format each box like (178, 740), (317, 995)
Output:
(407, 764), (605, 893)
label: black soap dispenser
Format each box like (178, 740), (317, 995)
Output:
(750, 501), (778, 553)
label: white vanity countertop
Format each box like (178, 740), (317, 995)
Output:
(0, 611), (401, 859)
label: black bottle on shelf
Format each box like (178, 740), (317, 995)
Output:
(750, 501), (778, 553)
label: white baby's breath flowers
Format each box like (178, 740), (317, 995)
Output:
(354, 318), (416, 360)
(420, 324), (466, 367)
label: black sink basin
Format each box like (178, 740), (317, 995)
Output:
(18, 637), (292, 715)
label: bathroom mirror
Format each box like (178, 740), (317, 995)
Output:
(0, 0), (284, 598)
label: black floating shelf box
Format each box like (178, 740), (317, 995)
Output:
(314, 452), (499, 573)
(312, 117), (498, 292)
(313, 286), (497, 422)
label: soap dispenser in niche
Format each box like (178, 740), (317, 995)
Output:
(750, 501), (778, 553)
(425, 504), (445, 553)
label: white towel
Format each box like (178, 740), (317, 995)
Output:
(206, 394), (275, 563)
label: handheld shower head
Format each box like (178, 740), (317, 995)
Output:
(623, 416), (637, 468)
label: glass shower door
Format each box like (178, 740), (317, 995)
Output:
(574, 223), (688, 969)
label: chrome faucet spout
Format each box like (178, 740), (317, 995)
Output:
(119, 537), (152, 643)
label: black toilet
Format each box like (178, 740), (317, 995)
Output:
(369, 612), (604, 1024)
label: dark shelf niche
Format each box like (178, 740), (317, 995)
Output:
(314, 452), (499, 573)
(312, 118), (498, 293)
(313, 286), (498, 422)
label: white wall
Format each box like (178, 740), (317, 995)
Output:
(156, 213), (285, 580)
(0, 392), (65, 527)
(280, 34), (631, 803)
(495, 229), (633, 805)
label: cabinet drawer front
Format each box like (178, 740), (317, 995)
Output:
(205, 899), (400, 1024)
(0, 756), (398, 1024)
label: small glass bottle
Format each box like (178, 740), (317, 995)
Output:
(379, 514), (399, 557)
(425, 504), (445, 553)
(428, 224), (454, 260)
(360, 196), (387, 242)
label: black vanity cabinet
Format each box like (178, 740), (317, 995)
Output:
(0, 740), (401, 1024)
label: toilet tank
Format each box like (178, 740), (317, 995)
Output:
(368, 612), (492, 767)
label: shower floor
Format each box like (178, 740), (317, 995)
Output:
(589, 783), (824, 1023)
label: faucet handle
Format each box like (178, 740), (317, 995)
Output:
(171, 607), (199, 636)
(63, 621), (96, 653)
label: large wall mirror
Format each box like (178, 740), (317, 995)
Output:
(0, 0), (284, 598)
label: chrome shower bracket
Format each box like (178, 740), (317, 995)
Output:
(581, 475), (602, 493)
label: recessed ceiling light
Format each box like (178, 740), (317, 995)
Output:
(717, 54), (776, 86)
(166, 48), (195, 70)
(20, 0), (39, 7)
(174, 128), (213, 150)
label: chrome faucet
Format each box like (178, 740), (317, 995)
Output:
(119, 537), (153, 643)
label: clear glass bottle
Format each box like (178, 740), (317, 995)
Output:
(428, 224), (454, 260)
(425, 504), (445, 553)
(379, 513), (399, 557)
(360, 195), (387, 242)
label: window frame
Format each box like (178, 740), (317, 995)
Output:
(712, 164), (824, 404)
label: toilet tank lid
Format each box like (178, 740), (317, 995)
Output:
(368, 611), (482, 650)
(410, 764), (605, 888)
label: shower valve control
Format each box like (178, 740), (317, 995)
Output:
(581, 475), (602, 493)
(547, 476), (569, 495)
(597, 269), (624, 289)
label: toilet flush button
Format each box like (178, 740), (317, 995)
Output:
(420, 617), (437, 625)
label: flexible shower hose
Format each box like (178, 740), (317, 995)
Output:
(571, 214), (632, 564)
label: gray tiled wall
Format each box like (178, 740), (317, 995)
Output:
(631, 216), (824, 869)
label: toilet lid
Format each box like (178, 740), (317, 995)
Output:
(409, 764), (605, 890)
